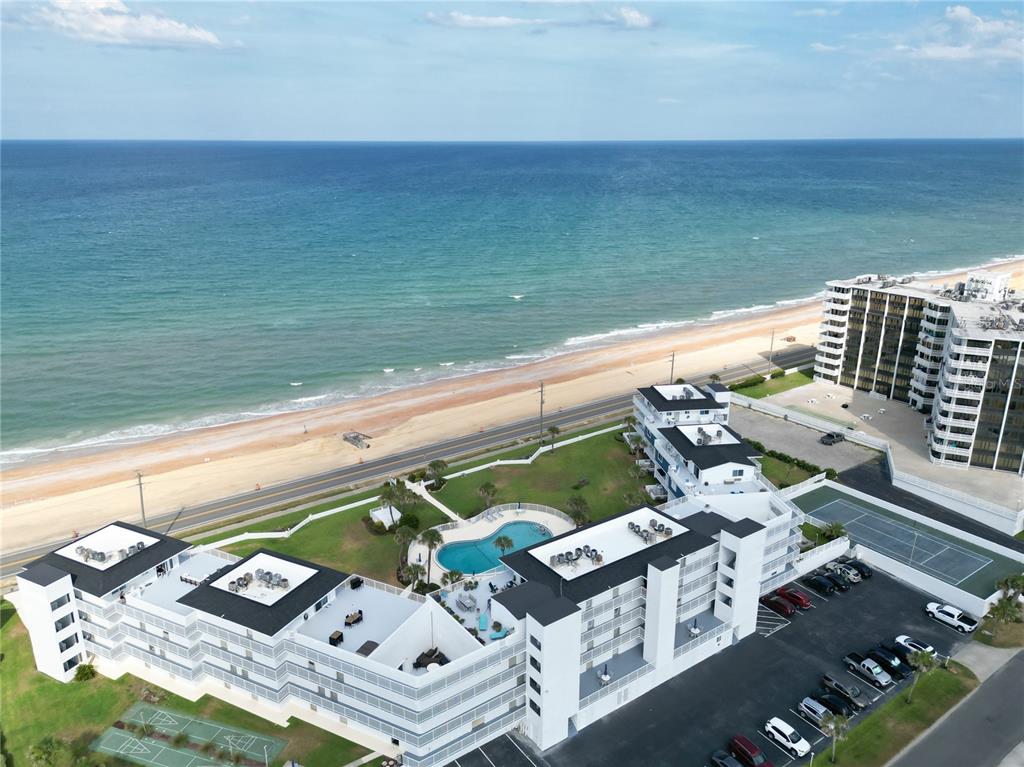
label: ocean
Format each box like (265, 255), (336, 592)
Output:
(2, 140), (1022, 463)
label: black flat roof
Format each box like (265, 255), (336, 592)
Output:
(18, 562), (70, 588)
(658, 425), (760, 470)
(706, 383), (730, 393)
(177, 548), (347, 637)
(493, 580), (581, 626)
(501, 507), (715, 604)
(22, 522), (191, 598)
(723, 518), (766, 539)
(678, 510), (734, 538)
(636, 386), (724, 413)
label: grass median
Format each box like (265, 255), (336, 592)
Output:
(730, 369), (814, 399)
(825, 662), (978, 766)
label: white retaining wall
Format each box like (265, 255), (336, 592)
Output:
(793, 537), (851, 575)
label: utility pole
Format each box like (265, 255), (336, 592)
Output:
(767, 328), (776, 375)
(669, 351), (676, 384)
(135, 471), (148, 529)
(538, 381), (545, 444)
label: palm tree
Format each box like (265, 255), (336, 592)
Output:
(905, 650), (937, 703)
(419, 528), (444, 585)
(820, 711), (849, 763)
(997, 573), (1024, 601)
(547, 425), (561, 448)
(441, 569), (463, 588)
(478, 481), (498, 510)
(709, 373), (721, 383)
(989, 596), (1022, 624)
(622, 490), (645, 507)
(566, 495), (590, 526)
(823, 521), (847, 542)
(628, 464), (647, 482)
(405, 563), (425, 588)
(379, 480), (415, 517)
(493, 535), (514, 557)
(393, 525), (415, 575)
(427, 459), (449, 485)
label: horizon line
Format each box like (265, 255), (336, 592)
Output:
(2, 136), (1023, 144)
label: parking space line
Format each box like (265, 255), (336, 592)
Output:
(788, 709), (826, 737)
(504, 734), (540, 767)
(756, 731), (795, 766)
(477, 747), (499, 767)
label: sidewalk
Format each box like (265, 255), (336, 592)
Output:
(404, 480), (460, 523)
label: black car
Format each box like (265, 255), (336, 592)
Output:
(820, 432), (845, 446)
(868, 648), (912, 681)
(822, 672), (870, 710)
(815, 692), (854, 717)
(880, 641), (914, 665)
(804, 575), (835, 595)
(839, 557), (873, 578)
(711, 750), (744, 767)
(820, 571), (851, 592)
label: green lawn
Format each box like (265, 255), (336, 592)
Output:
(435, 430), (645, 522)
(0, 601), (371, 767)
(828, 663), (978, 767)
(731, 369), (814, 399)
(975, 616), (1024, 648)
(759, 455), (814, 489)
(221, 498), (448, 585)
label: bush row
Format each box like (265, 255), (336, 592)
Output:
(746, 438), (838, 480)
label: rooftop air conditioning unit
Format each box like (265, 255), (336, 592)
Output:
(280, 578), (289, 589)
(137, 541), (146, 550)
(94, 551), (107, 563)
(119, 548), (128, 560)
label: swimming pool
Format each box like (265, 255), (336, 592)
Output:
(436, 521), (552, 574)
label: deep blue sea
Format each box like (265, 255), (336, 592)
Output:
(2, 140), (1023, 462)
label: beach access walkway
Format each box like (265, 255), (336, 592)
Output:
(405, 480), (460, 523)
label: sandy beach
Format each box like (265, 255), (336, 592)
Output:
(2, 259), (1022, 554)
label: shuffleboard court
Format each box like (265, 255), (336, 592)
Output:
(808, 497), (992, 585)
(93, 703), (285, 767)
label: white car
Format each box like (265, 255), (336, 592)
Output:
(895, 635), (936, 656)
(825, 561), (862, 583)
(764, 716), (811, 757)
(925, 602), (979, 633)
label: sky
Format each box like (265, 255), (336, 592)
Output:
(1, 1), (1022, 140)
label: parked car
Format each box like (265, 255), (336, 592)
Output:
(820, 571), (851, 592)
(822, 672), (869, 710)
(804, 575), (836, 596)
(764, 717), (811, 757)
(711, 750), (745, 767)
(843, 652), (894, 688)
(815, 692), (854, 717)
(776, 585), (812, 610)
(838, 557), (873, 578)
(926, 602), (979, 633)
(825, 561), (862, 583)
(729, 734), (775, 767)
(760, 594), (796, 618)
(869, 648), (912, 681)
(797, 696), (831, 728)
(820, 432), (845, 445)
(894, 635), (936, 657)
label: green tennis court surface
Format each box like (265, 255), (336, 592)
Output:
(791, 484), (1021, 598)
(92, 703), (285, 767)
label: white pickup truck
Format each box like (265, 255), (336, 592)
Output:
(925, 602), (979, 633)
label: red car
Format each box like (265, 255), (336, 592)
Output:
(759, 594), (796, 617)
(729, 734), (775, 767)
(775, 585), (812, 610)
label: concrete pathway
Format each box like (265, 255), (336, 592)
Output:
(405, 480), (461, 522)
(339, 752), (382, 767)
(887, 647), (1024, 767)
(999, 741), (1024, 767)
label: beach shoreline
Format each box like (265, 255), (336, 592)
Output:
(2, 257), (1022, 553)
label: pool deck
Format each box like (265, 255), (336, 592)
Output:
(408, 505), (574, 578)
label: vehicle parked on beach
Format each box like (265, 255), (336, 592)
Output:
(926, 602), (978, 633)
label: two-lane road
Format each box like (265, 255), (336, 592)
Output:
(1, 346), (814, 578)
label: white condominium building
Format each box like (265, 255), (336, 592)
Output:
(14, 487), (804, 766)
(813, 271), (1024, 475)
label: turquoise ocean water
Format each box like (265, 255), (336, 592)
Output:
(2, 140), (1022, 463)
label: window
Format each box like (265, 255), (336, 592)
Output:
(58, 634), (78, 653)
(315, 595), (329, 612)
(62, 656), (80, 672)
(163, 630), (169, 640)
(731, 469), (744, 478)
(54, 614), (74, 632)
(529, 700), (541, 715)
(50, 594), (70, 611)
(318, 685), (325, 696)
(308, 661), (315, 671)
(529, 635), (542, 651)
(529, 678), (541, 694)
(529, 656), (541, 672)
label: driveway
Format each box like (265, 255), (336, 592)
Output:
(534, 572), (965, 767)
(730, 406), (878, 473)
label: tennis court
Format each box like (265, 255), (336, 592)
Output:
(92, 703), (285, 767)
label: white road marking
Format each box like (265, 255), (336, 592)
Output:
(477, 747), (499, 767)
(789, 708), (827, 737)
(756, 730), (796, 765)
(505, 734), (540, 767)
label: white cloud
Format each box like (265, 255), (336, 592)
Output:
(36, 0), (223, 48)
(810, 42), (844, 52)
(898, 5), (1022, 61)
(604, 7), (653, 29)
(425, 11), (553, 28)
(794, 8), (841, 18)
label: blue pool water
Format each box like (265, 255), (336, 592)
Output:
(437, 521), (553, 574)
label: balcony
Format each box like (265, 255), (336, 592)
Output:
(823, 300), (851, 313)
(948, 337), (991, 356)
(934, 410), (978, 429)
(937, 398), (981, 415)
(947, 357), (989, 372)
(928, 437), (973, 458)
(942, 370), (987, 386)
(817, 336), (844, 350)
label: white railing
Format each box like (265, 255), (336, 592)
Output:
(579, 662), (654, 709)
(468, 503), (575, 528)
(673, 621), (730, 658)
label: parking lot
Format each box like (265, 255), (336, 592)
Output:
(536, 571), (966, 767)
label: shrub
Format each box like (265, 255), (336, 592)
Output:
(171, 732), (189, 748)
(770, 369), (785, 379)
(674, 377), (686, 384)
(492, 621), (503, 632)
(824, 468), (839, 480)
(729, 374), (767, 391)
(73, 663), (97, 682)
(398, 512), (420, 530)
